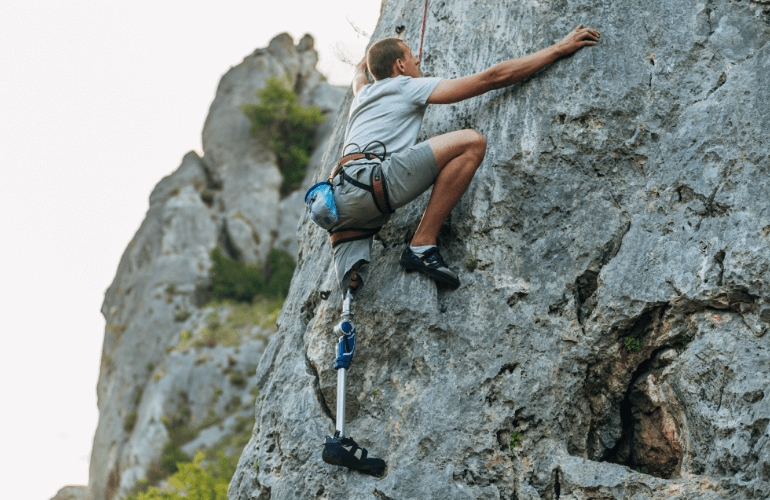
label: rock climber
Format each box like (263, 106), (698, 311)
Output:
(329, 24), (600, 296)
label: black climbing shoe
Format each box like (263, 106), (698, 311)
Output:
(399, 246), (460, 289)
(322, 433), (386, 475)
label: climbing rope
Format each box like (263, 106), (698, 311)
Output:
(395, 0), (428, 66)
(418, 0), (428, 64)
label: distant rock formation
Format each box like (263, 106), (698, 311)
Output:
(83, 34), (344, 500)
(228, 1), (770, 499)
(50, 486), (90, 500)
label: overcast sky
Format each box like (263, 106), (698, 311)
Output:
(0, 1), (381, 497)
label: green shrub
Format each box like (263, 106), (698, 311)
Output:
(128, 412), (253, 499)
(209, 246), (295, 303)
(624, 337), (641, 351)
(229, 372), (246, 387)
(127, 451), (231, 500)
(241, 77), (326, 194)
(174, 310), (191, 322)
(157, 442), (191, 480)
(510, 431), (522, 448)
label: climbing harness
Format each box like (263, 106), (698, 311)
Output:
(395, 0), (428, 65)
(324, 141), (394, 248)
(305, 141), (392, 237)
(321, 289), (387, 474)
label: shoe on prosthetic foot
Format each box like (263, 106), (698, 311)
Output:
(322, 431), (386, 475)
(399, 246), (460, 289)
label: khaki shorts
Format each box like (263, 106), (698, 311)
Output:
(332, 141), (439, 227)
(329, 141), (439, 295)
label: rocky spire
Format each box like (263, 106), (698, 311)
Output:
(84, 33), (344, 500)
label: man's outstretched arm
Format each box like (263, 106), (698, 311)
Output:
(427, 24), (600, 105)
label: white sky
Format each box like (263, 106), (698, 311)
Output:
(0, 1), (381, 498)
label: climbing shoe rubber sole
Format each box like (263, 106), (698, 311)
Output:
(399, 247), (460, 289)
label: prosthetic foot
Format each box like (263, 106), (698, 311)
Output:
(321, 281), (386, 475)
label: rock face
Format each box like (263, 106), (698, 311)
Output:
(87, 34), (344, 500)
(229, 1), (770, 499)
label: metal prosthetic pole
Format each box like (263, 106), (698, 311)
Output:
(321, 283), (386, 474)
(333, 290), (356, 437)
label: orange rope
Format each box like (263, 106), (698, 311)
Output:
(419, 0), (428, 63)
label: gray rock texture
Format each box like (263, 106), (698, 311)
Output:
(229, 1), (770, 499)
(86, 34), (344, 500)
(50, 486), (91, 500)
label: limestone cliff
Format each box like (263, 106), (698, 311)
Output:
(87, 34), (344, 500)
(229, 1), (770, 499)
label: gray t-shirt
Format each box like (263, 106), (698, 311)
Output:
(332, 75), (442, 295)
(344, 75), (442, 158)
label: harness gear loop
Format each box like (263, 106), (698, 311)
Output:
(342, 142), (361, 156)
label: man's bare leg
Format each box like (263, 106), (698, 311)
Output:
(410, 129), (486, 246)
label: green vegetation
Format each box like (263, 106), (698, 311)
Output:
(635, 467), (649, 474)
(174, 299), (282, 352)
(174, 310), (191, 322)
(463, 243), (480, 272)
(209, 246), (295, 303)
(180, 330), (192, 346)
(141, 409), (196, 486)
(165, 284), (176, 304)
(678, 330), (691, 347)
(229, 372), (246, 387)
(510, 431), (522, 448)
(624, 337), (641, 351)
(225, 395), (242, 412)
(127, 409), (255, 500)
(124, 412), (138, 433)
(200, 190), (214, 207)
(154, 366), (167, 382)
(241, 77), (326, 194)
(127, 451), (232, 500)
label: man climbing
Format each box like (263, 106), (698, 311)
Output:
(329, 24), (600, 295)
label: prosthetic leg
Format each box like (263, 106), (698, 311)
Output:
(321, 283), (386, 475)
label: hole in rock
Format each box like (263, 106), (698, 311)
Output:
(602, 347), (682, 478)
(575, 269), (599, 323)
